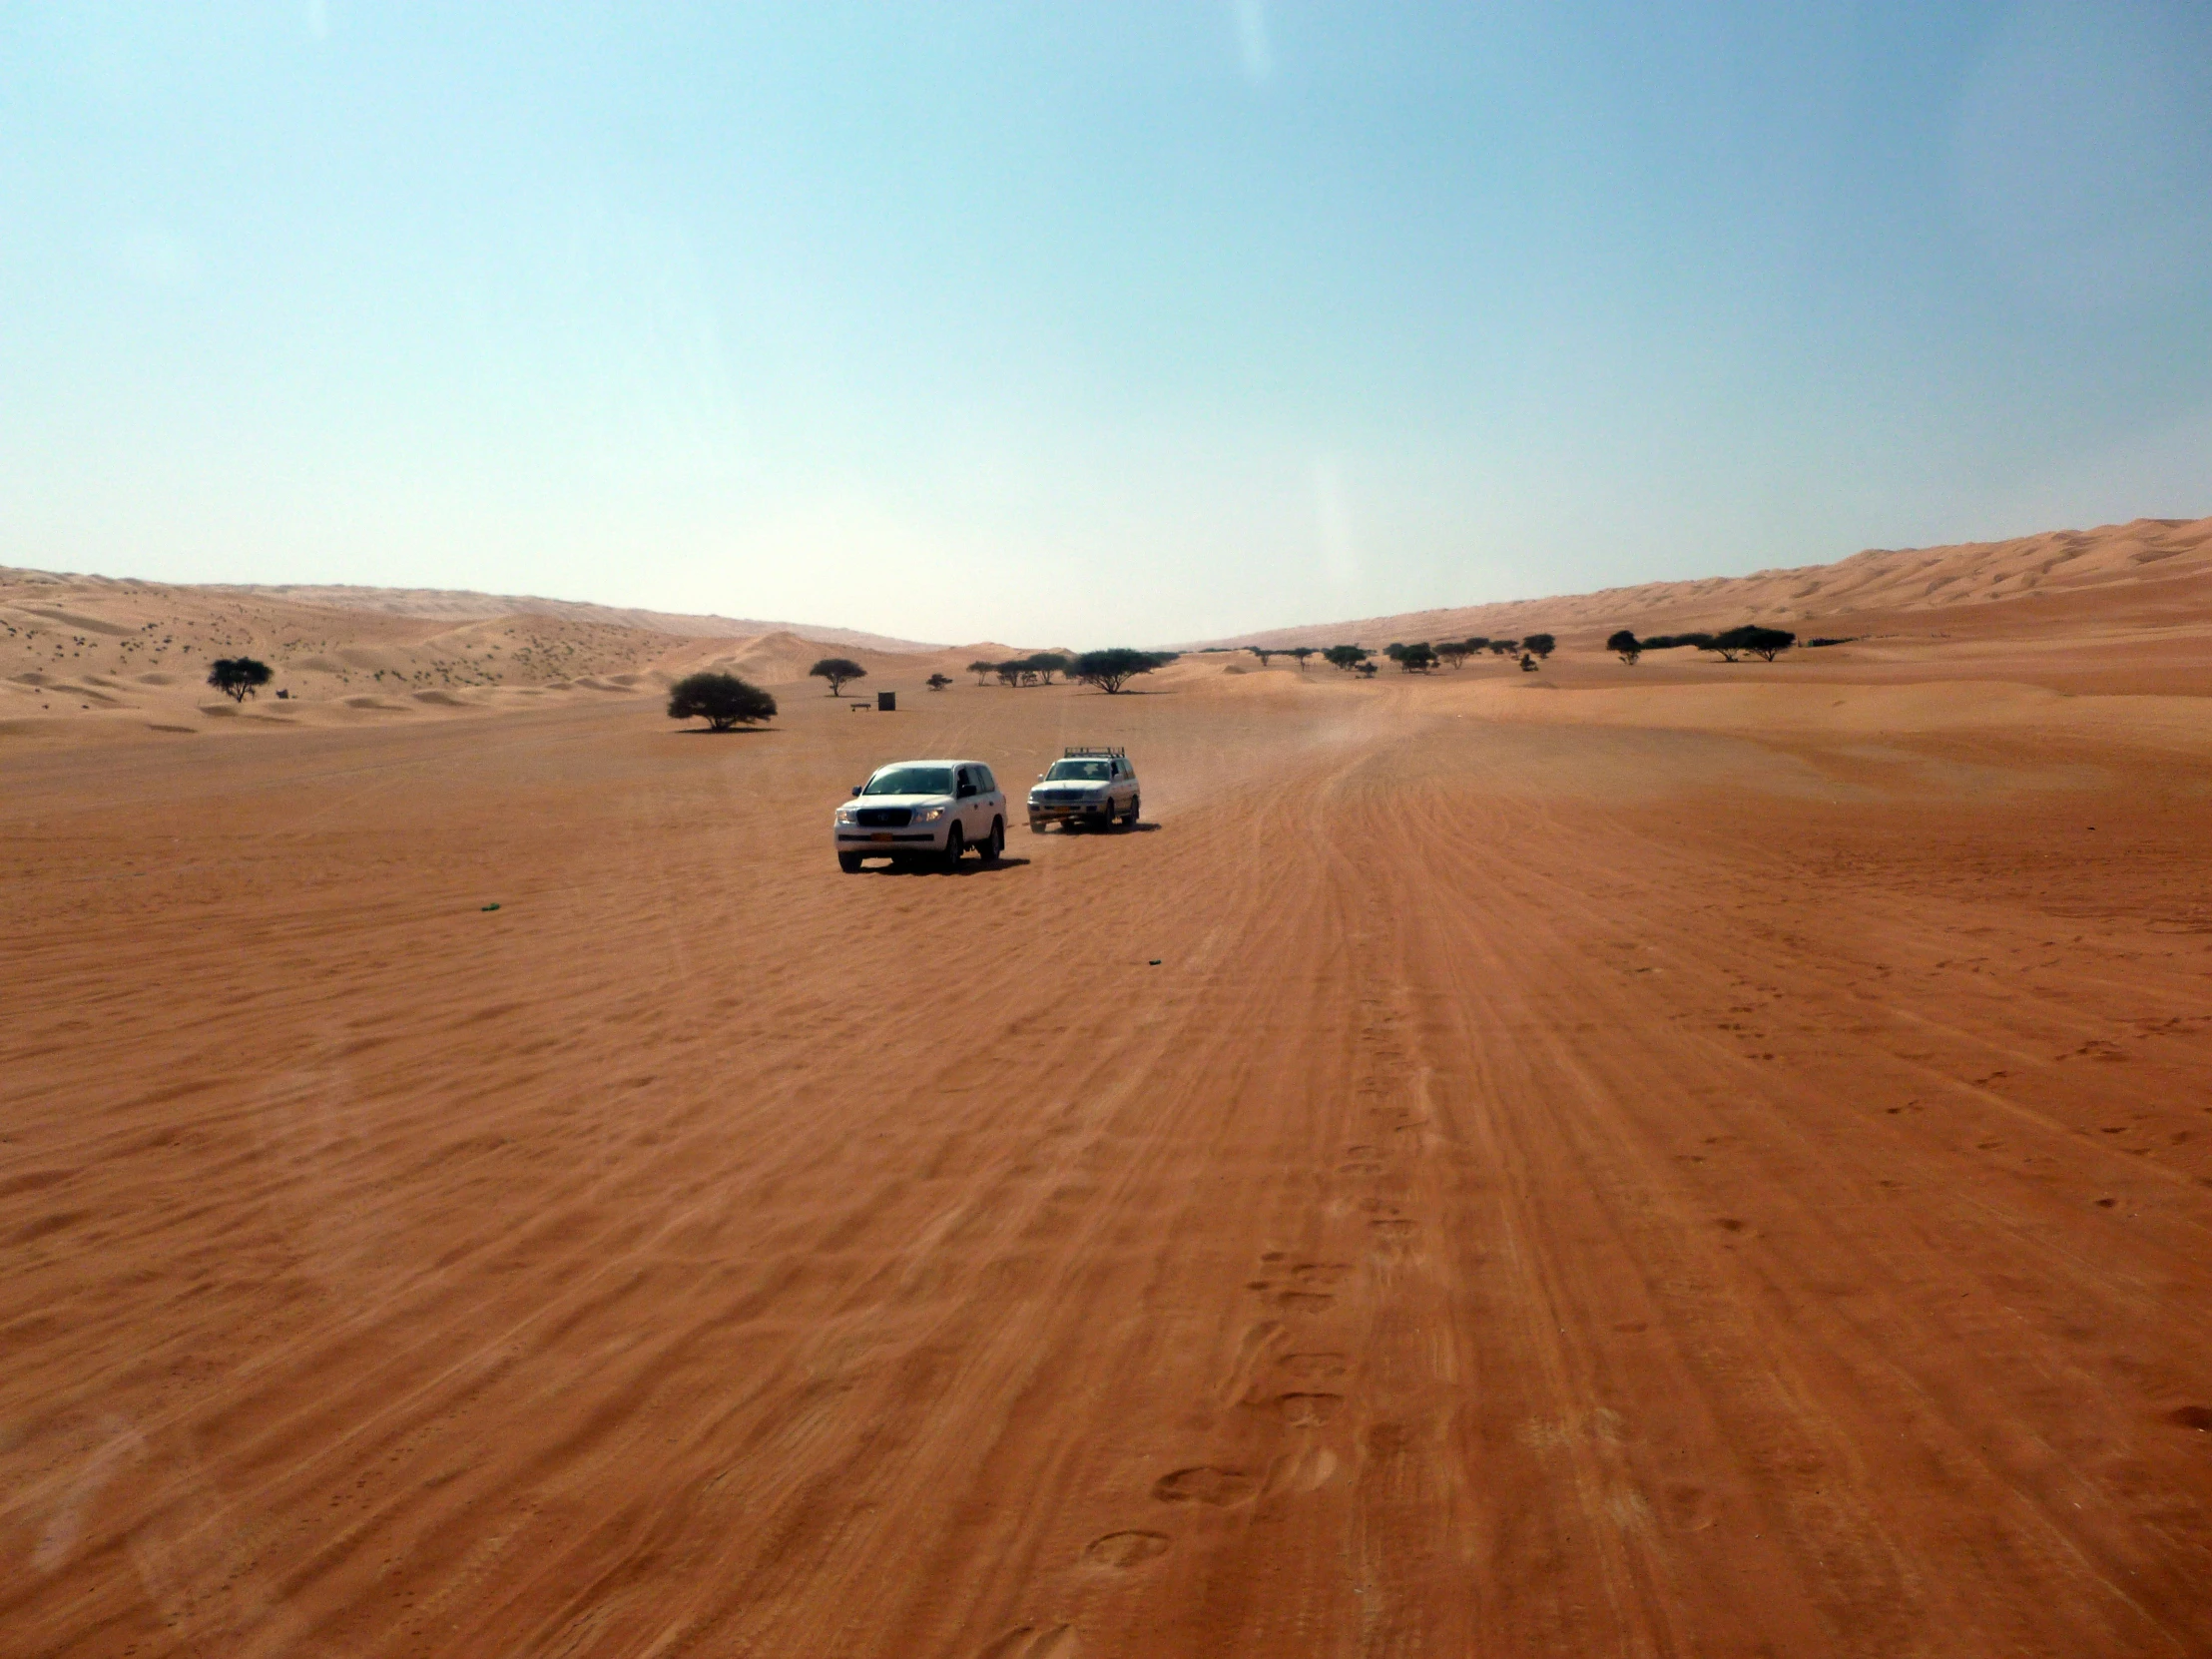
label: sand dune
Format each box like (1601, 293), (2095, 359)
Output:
(5, 534), (2212, 1655)
(1206, 513), (2212, 652)
(0, 569), (1001, 741)
(186, 579), (941, 653)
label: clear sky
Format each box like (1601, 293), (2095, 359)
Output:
(4, 3), (2208, 645)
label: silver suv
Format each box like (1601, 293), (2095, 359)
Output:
(834, 759), (1006, 871)
(1027, 747), (1140, 832)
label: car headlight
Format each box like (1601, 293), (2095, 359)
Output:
(917, 806), (946, 823)
(835, 807), (855, 824)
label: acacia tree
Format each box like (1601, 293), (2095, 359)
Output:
(926, 673), (952, 692)
(967, 659), (996, 686)
(1732, 625), (1796, 662)
(668, 671), (777, 731)
(1070, 648), (1174, 694)
(810, 657), (866, 695)
(1323, 644), (1370, 672)
(1025, 652), (1071, 684)
(1522, 633), (1556, 660)
(994, 661), (1026, 687)
(1437, 641), (1470, 669)
(1607, 629), (1642, 664)
(207, 658), (274, 702)
(1394, 642), (1438, 673)
(1250, 647), (1278, 667)
(1488, 639), (1518, 657)
(1692, 631), (1740, 662)
(1289, 647), (1316, 671)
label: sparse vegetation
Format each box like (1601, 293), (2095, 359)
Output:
(1522, 633), (1555, 660)
(926, 672), (952, 692)
(1289, 646), (1316, 670)
(207, 657), (273, 702)
(1069, 648), (1175, 694)
(1607, 629), (1642, 664)
(1383, 642), (1438, 673)
(811, 657), (866, 695)
(667, 671), (777, 730)
(1323, 644), (1371, 672)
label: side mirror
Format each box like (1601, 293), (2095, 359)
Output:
(850, 786), (862, 797)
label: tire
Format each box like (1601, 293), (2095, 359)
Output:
(837, 852), (863, 873)
(1121, 794), (1140, 828)
(1027, 817), (1043, 833)
(941, 825), (965, 868)
(980, 818), (1004, 863)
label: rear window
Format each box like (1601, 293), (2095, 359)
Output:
(863, 766), (954, 796)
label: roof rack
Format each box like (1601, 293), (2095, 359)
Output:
(1063, 746), (1125, 758)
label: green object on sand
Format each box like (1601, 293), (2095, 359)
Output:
(481, 902), (501, 911)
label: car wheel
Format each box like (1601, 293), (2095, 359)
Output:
(942, 825), (965, 867)
(1027, 817), (1043, 833)
(981, 818), (1004, 862)
(1122, 794), (1140, 827)
(837, 852), (863, 873)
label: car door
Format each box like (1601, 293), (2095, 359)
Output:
(974, 766), (1000, 830)
(955, 766), (987, 838)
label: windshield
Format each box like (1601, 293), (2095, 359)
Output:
(1046, 760), (1112, 781)
(863, 766), (954, 797)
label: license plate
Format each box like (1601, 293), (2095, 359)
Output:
(870, 832), (892, 842)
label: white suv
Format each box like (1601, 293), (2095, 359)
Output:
(834, 759), (1006, 871)
(1027, 747), (1140, 832)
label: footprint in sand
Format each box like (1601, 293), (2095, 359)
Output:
(1083, 1531), (1171, 1568)
(1274, 1391), (1346, 1427)
(1280, 1353), (1349, 1382)
(1276, 1291), (1335, 1313)
(1265, 1442), (1340, 1494)
(980, 1627), (1079, 1659)
(1153, 1466), (1260, 1506)
(1368, 1218), (1416, 1238)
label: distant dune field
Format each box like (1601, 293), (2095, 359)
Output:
(6, 525), (2212, 1655)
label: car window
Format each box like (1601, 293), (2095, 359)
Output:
(974, 766), (994, 792)
(1045, 760), (1111, 781)
(863, 766), (954, 796)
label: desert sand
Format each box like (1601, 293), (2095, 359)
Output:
(5, 520), (2212, 1656)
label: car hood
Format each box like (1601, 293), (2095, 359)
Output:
(1031, 781), (1111, 794)
(846, 794), (954, 811)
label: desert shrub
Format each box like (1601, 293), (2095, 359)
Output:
(1606, 629), (1642, 664)
(1070, 648), (1175, 694)
(1323, 644), (1370, 671)
(1735, 625), (1796, 662)
(810, 657), (865, 695)
(1249, 646), (1278, 666)
(668, 672), (777, 730)
(1023, 651), (1071, 683)
(1289, 647), (1316, 669)
(207, 658), (273, 702)
(926, 673), (952, 691)
(1522, 633), (1556, 659)
(1394, 642), (1438, 672)
(1436, 641), (1470, 669)
(1355, 660), (1379, 677)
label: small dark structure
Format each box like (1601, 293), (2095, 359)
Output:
(877, 691), (896, 712)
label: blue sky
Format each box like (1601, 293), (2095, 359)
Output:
(4, 3), (2208, 644)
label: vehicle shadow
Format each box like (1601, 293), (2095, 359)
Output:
(864, 856), (1035, 876)
(1034, 823), (1162, 834)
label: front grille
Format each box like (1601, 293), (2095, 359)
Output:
(854, 807), (911, 828)
(1038, 790), (1089, 803)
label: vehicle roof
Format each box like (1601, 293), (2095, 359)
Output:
(867, 758), (990, 771)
